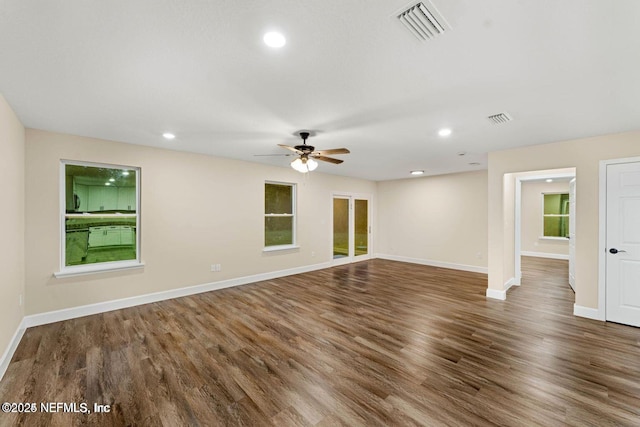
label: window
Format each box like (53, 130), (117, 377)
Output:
(542, 192), (569, 238)
(57, 161), (142, 276)
(264, 182), (296, 248)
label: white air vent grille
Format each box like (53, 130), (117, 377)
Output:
(487, 112), (512, 124)
(398, 2), (446, 41)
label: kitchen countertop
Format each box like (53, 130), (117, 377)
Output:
(66, 217), (137, 230)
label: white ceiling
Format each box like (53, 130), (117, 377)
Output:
(1, 0), (639, 181)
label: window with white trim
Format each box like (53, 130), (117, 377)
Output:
(264, 182), (296, 248)
(59, 161), (141, 275)
(542, 192), (569, 238)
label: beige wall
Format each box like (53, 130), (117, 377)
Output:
(25, 129), (376, 315)
(376, 170), (488, 270)
(0, 95), (25, 357)
(488, 131), (640, 309)
(18, 123), (640, 326)
(521, 180), (570, 256)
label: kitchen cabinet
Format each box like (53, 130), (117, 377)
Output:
(87, 186), (118, 211)
(128, 188), (137, 211)
(103, 187), (118, 210)
(104, 226), (121, 246)
(117, 187), (136, 211)
(89, 225), (135, 247)
(88, 226), (106, 247)
(87, 187), (101, 212)
(120, 226), (134, 245)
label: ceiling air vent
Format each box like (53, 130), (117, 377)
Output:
(398, 2), (447, 41)
(487, 112), (513, 124)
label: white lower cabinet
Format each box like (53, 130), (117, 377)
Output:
(104, 227), (121, 246)
(89, 226), (135, 248)
(120, 226), (134, 245)
(88, 226), (106, 247)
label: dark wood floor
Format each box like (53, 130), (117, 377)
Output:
(1, 257), (639, 426)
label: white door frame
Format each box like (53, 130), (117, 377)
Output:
(331, 192), (373, 266)
(597, 156), (640, 321)
(331, 194), (352, 267)
(568, 178), (576, 291)
(514, 172), (576, 286)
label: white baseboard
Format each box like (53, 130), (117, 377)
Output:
(0, 319), (26, 382)
(374, 254), (488, 274)
(573, 304), (605, 321)
(521, 251), (569, 261)
(485, 277), (516, 301)
(485, 288), (506, 300)
(504, 277), (516, 291)
(23, 261), (332, 328)
(23, 255), (486, 330)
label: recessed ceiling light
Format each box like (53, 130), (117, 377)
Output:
(162, 132), (175, 140)
(263, 32), (286, 48)
(468, 162), (481, 166)
(410, 170), (424, 176)
(546, 179), (553, 182)
(109, 178), (115, 182)
(457, 151), (466, 156)
(105, 182), (111, 186)
(438, 128), (452, 137)
(122, 171), (130, 176)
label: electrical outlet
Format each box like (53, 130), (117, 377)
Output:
(476, 252), (482, 259)
(311, 251), (315, 257)
(19, 294), (23, 306)
(211, 264), (221, 272)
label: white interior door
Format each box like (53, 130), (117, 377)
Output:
(332, 195), (371, 265)
(606, 161), (640, 327)
(568, 178), (576, 291)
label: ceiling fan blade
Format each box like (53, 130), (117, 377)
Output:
(253, 154), (294, 157)
(313, 155), (344, 164)
(278, 144), (303, 154)
(313, 148), (350, 155)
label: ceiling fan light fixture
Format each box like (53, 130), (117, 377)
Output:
(277, 130), (348, 172)
(291, 158), (305, 172)
(291, 157), (317, 173)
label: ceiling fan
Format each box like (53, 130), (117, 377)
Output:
(275, 131), (350, 173)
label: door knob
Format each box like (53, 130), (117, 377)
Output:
(609, 248), (627, 254)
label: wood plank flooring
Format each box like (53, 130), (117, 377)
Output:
(1, 257), (640, 426)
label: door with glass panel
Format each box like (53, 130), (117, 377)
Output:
(332, 195), (370, 264)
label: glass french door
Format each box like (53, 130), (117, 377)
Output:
(332, 195), (370, 264)
(333, 197), (350, 259)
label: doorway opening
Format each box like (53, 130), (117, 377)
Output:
(513, 169), (576, 297)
